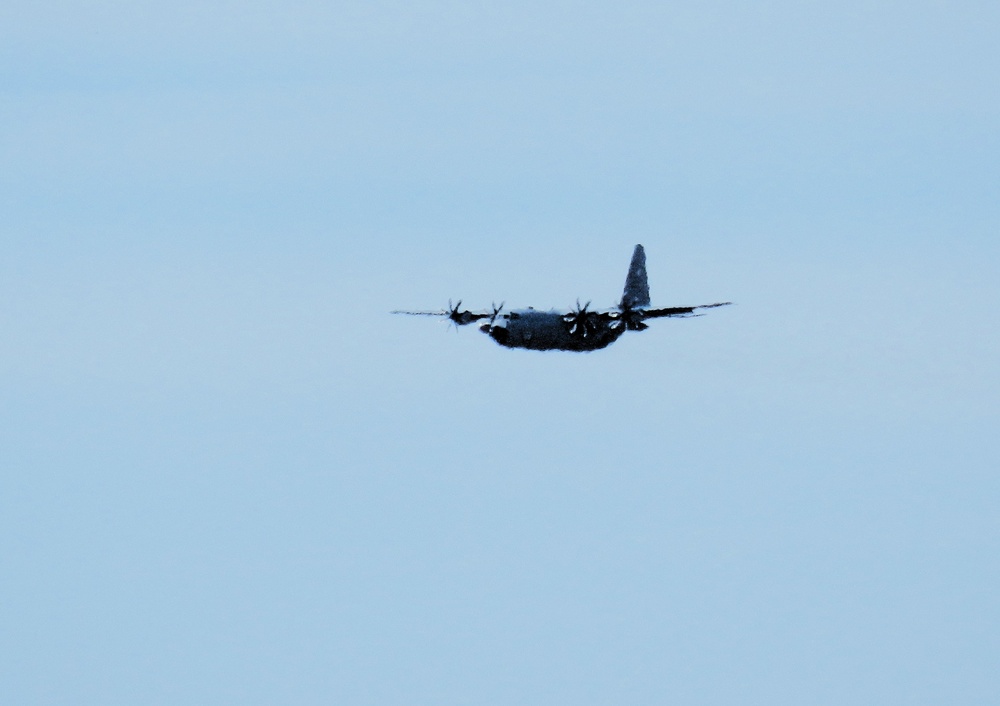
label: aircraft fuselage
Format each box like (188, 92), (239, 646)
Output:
(393, 244), (730, 353)
(481, 309), (625, 352)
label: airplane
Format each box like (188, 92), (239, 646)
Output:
(392, 244), (730, 352)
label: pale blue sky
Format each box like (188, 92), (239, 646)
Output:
(2, 2), (999, 704)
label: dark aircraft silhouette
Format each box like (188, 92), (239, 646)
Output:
(393, 244), (730, 352)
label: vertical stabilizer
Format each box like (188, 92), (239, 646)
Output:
(621, 244), (650, 309)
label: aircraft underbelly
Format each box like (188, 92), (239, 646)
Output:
(487, 311), (624, 352)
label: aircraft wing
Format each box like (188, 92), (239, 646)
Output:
(641, 302), (731, 319)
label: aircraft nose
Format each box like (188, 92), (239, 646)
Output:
(483, 325), (508, 346)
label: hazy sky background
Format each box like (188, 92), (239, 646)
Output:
(3, 1), (998, 704)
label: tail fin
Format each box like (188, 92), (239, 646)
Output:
(621, 244), (650, 309)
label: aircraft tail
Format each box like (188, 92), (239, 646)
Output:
(620, 244), (650, 309)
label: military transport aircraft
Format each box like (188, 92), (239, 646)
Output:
(392, 244), (730, 352)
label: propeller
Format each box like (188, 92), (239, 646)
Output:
(610, 302), (648, 331)
(447, 299), (463, 327)
(563, 299), (599, 338)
